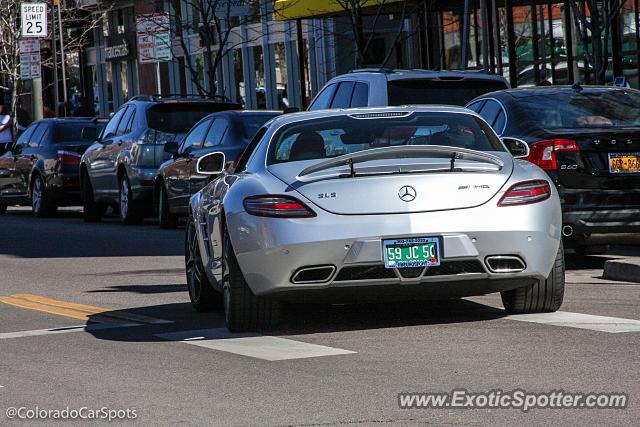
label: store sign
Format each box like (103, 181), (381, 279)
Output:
(105, 39), (131, 61)
(21, 3), (47, 38)
(19, 39), (41, 80)
(136, 13), (172, 64)
(215, 0), (250, 17)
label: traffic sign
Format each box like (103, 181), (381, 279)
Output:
(136, 14), (172, 64)
(21, 3), (48, 38)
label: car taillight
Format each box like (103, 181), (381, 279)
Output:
(498, 180), (551, 207)
(525, 139), (579, 170)
(57, 150), (81, 166)
(243, 195), (316, 218)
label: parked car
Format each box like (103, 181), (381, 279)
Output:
(307, 69), (510, 111)
(186, 106), (563, 332)
(80, 95), (241, 224)
(467, 85), (640, 252)
(0, 118), (104, 216)
(155, 110), (280, 228)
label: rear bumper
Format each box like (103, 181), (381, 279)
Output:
(228, 196), (561, 298)
(45, 173), (82, 205)
(563, 209), (640, 235)
(128, 166), (157, 202)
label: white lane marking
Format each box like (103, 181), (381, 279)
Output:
(506, 311), (640, 333)
(0, 322), (139, 340)
(155, 328), (356, 361)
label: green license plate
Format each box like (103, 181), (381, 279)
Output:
(382, 237), (441, 269)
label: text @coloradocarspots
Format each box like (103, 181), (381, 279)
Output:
(398, 390), (629, 412)
(4, 406), (137, 422)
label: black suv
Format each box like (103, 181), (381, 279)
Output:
(80, 95), (240, 224)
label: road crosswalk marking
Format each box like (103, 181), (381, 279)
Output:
(506, 311), (640, 333)
(156, 328), (356, 361)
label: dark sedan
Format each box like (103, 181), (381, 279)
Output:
(0, 119), (103, 216)
(154, 110), (280, 228)
(467, 86), (640, 252)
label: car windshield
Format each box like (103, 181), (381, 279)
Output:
(241, 114), (278, 138)
(268, 112), (504, 164)
(387, 79), (509, 106)
(515, 90), (640, 129)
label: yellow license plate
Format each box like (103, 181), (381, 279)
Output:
(609, 153), (640, 174)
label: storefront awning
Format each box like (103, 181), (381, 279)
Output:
(274, 0), (406, 21)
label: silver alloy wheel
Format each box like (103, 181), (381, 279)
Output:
(120, 178), (129, 219)
(186, 222), (202, 302)
(32, 177), (42, 214)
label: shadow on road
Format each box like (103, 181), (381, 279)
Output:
(0, 208), (184, 258)
(84, 298), (508, 343)
(87, 284), (186, 294)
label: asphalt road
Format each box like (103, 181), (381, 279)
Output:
(0, 207), (639, 426)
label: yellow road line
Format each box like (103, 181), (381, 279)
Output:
(0, 296), (92, 321)
(12, 294), (107, 314)
(2, 294), (172, 325)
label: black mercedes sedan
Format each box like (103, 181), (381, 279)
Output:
(0, 118), (104, 216)
(154, 110), (280, 228)
(467, 86), (640, 252)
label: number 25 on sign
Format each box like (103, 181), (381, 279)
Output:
(21, 3), (48, 38)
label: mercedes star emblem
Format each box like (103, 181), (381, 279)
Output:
(398, 185), (417, 202)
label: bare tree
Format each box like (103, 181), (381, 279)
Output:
(331, 0), (421, 69)
(570, 0), (624, 84)
(0, 0), (112, 125)
(167, 0), (283, 96)
(0, 0), (22, 127)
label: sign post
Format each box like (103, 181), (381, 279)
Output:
(136, 13), (172, 95)
(20, 2), (47, 121)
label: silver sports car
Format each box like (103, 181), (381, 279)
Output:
(186, 106), (564, 332)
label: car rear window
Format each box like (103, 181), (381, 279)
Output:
(387, 79), (509, 106)
(53, 123), (101, 143)
(268, 112), (504, 164)
(146, 103), (240, 133)
(240, 114), (279, 138)
(514, 90), (640, 129)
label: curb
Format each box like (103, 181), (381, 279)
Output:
(603, 259), (640, 283)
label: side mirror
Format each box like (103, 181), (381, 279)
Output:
(81, 127), (98, 140)
(164, 141), (180, 156)
(283, 107), (300, 114)
(502, 137), (530, 159)
(196, 152), (225, 175)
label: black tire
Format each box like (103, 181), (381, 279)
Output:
(119, 174), (143, 225)
(223, 229), (280, 332)
(185, 218), (222, 311)
(31, 174), (57, 217)
(82, 172), (105, 222)
(158, 183), (178, 229)
(501, 241), (565, 314)
(0, 203), (6, 214)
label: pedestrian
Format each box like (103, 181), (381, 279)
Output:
(0, 105), (13, 154)
(16, 99), (31, 136)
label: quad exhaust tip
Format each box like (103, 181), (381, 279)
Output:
(562, 224), (574, 237)
(291, 265), (336, 284)
(485, 256), (526, 273)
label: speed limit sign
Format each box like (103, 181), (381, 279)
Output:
(21, 3), (48, 38)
